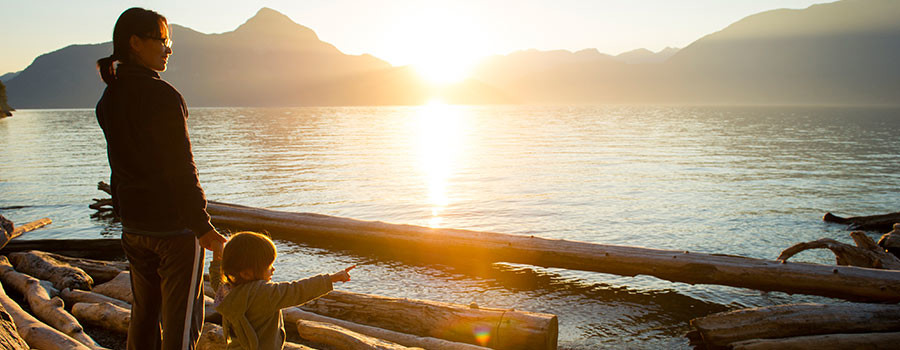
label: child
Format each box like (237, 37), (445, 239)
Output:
(209, 231), (353, 349)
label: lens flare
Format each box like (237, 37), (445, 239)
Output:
(474, 326), (491, 346)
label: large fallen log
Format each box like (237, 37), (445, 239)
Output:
(0, 239), (124, 260)
(0, 257), (104, 349)
(296, 319), (418, 350)
(0, 280), (93, 350)
(777, 231), (900, 269)
(8, 251), (93, 290)
(96, 182), (900, 302)
(283, 308), (489, 350)
(824, 211), (900, 233)
(689, 303), (900, 347)
(729, 331), (900, 350)
(299, 290), (556, 350)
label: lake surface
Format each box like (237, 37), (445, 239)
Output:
(2, 105), (900, 348)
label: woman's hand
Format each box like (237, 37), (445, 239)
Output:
(331, 265), (356, 283)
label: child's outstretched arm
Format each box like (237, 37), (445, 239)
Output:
(330, 265), (355, 283)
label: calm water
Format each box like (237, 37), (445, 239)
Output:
(2, 105), (900, 348)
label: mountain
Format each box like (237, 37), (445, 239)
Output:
(5, 8), (508, 108)
(0, 71), (19, 82)
(614, 47), (679, 64)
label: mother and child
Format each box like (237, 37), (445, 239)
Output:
(95, 7), (354, 350)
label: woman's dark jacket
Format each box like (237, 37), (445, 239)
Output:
(95, 63), (214, 237)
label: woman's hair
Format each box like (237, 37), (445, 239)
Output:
(97, 7), (168, 85)
(221, 232), (277, 286)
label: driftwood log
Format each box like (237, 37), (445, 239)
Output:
(61, 288), (130, 309)
(824, 211), (900, 232)
(689, 303), (900, 347)
(198, 323), (313, 350)
(0, 257), (103, 349)
(777, 231), (900, 269)
(96, 181), (900, 302)
(0, 239), (124, 260)
(300, 290), (556, 350)
(36, 251), (127, 284)
(71, 302), (130, 334)
(296, 319), (418, 350)
(9, 251), (93, 290)
(284, 307), (489, 350)
(92, 271), (132, 304)
(0, 303), (29, 350)
(0, 279), (93, 350)
(0, 218), (52, 250)
(730, 331), (900, 350)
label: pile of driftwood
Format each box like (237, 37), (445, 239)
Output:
(686, 221), (900, 349)
(0, 220), (557, 350)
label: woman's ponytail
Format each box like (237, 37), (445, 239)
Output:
(97, 55), (117, 85)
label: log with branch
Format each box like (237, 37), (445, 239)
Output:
(689, 303), (900, 348)
(0, 257), (104, 349)
(824, 211), (900, 233)
(8, 251), (93, 290)
(296, 319), (419, 350)
(0, 279), (94, 350)
(777, 231), (900, 269)
(0, 218), (52, 250)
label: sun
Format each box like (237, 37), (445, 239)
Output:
(378, 6), (489, 86)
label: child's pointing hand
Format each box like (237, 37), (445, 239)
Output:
(331, 264), (356, 283)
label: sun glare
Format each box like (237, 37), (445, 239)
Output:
(380, 6), (488, 86)
(414, 100), (467, 227)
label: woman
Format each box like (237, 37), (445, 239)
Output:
(95, 8), (226, 350)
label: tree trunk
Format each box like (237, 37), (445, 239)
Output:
(0, 257), (104, 349)
(203, 199), (900, 302)
(690, 303), (900, 347)
(0, 280), (93, 350)
(35, 251), (127, 284)
(823, 211), (900, 232)
(730, 332), (900, 350)
(296, 319), (417, 350)
(8, 251), (93, 290)
(71, 302), (130, 334)
(0, 239), (124, 260)
(284, 308), (489, 350)
(300, 290), (557, 350)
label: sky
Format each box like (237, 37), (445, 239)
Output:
(1, 0), (837, 75)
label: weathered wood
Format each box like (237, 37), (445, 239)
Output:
(0, 303), (29, 350)
(690, 303), (900, 347)
(730, 331), (900, 350)
(878, 223), (900, 258)
(0, 239), (124, 260)
(0, 280), (93, 350)
(92, 271), (132, 303)
(60, 288), (130, 309)
(777, 232), (900, 270)
(300, 290), (556, 350)
(208, 201), (900, 302)
(198, 322), (314, 350)
(9, 251), (93, 290)
(71, 302), (130, 334)
(35, 251), (127, 284)
(824, 211), (900, 232)
(0, 257), (104, 349)
(0, 218), (52, 250)
(297, 319), (418, 350)
(284, 307), (489, 350)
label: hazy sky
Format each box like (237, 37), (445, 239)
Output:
(1, 0), (836, 74)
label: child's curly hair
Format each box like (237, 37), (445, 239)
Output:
(220, 231), (276, 286)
